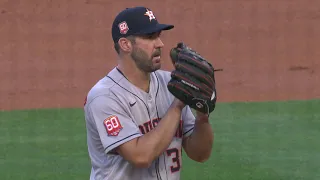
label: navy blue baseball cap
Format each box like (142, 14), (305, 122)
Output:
(112, 6), (174, 43)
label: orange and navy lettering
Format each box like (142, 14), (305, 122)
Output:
(138, 118), (183, 138)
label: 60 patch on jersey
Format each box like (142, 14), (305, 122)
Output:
(104, 115), (123, 136)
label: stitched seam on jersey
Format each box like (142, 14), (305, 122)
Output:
(154, 72), (161, 179)
(154, 72), (164, 180)
(109, 76), (127, 91)
(86, 91), (128, 130)
(86, 92), (112, 108)
(104, 133), (141, 153)
(163, 153), (168, 180)
(183, 127), (194, 136)
(85, 76), (119, 107)
(104, 71), (142, 126)
(86, 69), (128, 106)
(110, 91), (138, 127)
(106, 76), (152, 120)
(154, 72), (160, 119)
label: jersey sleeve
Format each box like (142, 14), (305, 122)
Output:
(87, 95), (142, 154)
(181, 106), (196, 138)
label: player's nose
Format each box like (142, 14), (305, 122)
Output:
(155, 37), (164, 48)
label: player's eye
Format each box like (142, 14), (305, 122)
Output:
(143, 32), (161, 40)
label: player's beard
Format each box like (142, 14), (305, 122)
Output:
(131, 46), (161, 73)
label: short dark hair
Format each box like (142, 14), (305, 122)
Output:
(114, 36), (136, 54)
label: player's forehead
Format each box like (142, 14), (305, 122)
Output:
(134, 31), (162, 41)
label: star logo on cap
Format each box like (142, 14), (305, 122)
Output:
(144, 9), (156, 21)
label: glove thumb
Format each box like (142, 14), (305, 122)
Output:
(170, 48), (178, 65)
(170, 42), (186, 65)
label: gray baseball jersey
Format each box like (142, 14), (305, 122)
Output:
(84, 67), (195, 180)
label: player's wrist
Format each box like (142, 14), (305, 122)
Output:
(196, 111), (210, 123)
(172, 98), (186, 110)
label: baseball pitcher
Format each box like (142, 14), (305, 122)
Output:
(84, 6), (217, 180)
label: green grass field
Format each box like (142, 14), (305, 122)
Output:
(1, 100), (319, 180)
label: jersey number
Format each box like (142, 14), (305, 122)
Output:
(166, 148), (181, 173)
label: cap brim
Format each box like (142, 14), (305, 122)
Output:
(158, 24), (174, 31)
(135, 24), (174, 35)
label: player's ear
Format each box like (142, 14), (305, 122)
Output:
(118, 37), (134, 53)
